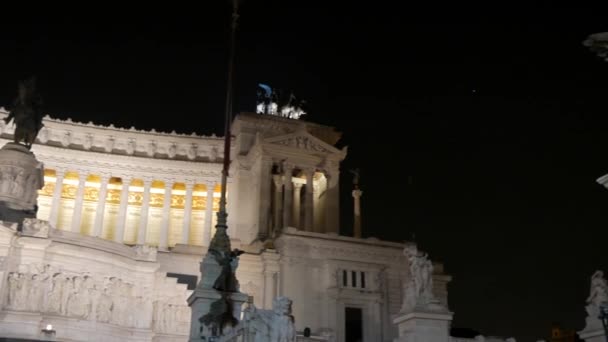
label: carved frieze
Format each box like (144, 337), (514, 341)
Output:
(272, 135), (331, 153)
(4, 262), (189, 334)
(0, 109), (225, 163)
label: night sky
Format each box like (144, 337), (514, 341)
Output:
(2, 3), (608, 341)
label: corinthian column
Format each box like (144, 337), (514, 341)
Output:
(48, 168), (65, 228)
(304, 168), (315, 232)
(159, 181), (173, 251)
(324, 171), (340, 234)
(272, 174), (283, 234)
(137, 177), (153, 245)
(353, 189), (363, 238)
(70, 172), (88, 233)
(292, 183), (303, 228)
(203, 181), (215, 247)
(257, 158), (273, 240)
(282, 163), (294, 228)
(92, 172), (111, 237)
(113, 176), (132, 244)
(181, 180), (195, 245)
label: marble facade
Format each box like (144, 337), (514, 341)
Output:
(0, 109), (459, 341)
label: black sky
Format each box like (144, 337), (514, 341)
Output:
(2, 3), (608, 341)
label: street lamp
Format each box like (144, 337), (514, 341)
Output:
(599, 303), (608, 342)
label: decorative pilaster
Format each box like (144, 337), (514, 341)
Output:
(92, 172), (110, 237)
(282, 163), (294, 228)
(292, 183), (303, 229)
(257, 158), (273, 240)
(113, 176), (132, 244)
(137, 178), (153, 245)
(203, 181), (215, 247)
(159, 181), (173, 251)
(272, 174), (283, 234)
(70, 172), (88, 233)
(181, 180), (195, 245)
(48, 168), (65, 228)
(353, 189), (363, 238)
(304, 168), (315, 232)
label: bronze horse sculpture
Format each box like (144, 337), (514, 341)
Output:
(3, 77), (44, 149)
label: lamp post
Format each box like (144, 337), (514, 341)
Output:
(599, 303), (608, 342)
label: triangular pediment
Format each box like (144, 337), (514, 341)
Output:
(264, 131), (342, 155)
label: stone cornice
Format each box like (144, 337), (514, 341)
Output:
(0, 109), (228, 163)
(275, 229), (406, 265)
(11, 139), (222, 182)
(232, 112), (343, 146)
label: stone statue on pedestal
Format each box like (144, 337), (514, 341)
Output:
(242, 296), (296, 342)
(585, 270), (608, 319)
(4, 77), (44, 148)
(0, 78), (45, 230)
(401, 245), (443, 312)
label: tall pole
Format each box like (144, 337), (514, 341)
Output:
(209, 0), (239, 252)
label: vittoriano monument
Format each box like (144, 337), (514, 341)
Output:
(0, 77), (45, 229)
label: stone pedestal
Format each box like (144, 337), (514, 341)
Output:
(578, 317), (606, 342)
(188, 252), (249, 341)
(0, 142), (44, 227)
(187, 287), (248, 342)
(392, 310), (453, 342)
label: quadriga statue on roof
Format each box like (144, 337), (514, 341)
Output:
(4, 77), (44, 148)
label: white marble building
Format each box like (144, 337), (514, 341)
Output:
(0, 109), (456, 341)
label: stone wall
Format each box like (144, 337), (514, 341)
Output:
(0, 221), (191, 341)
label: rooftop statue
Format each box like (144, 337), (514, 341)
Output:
(256, 84), (306, 119)
(4, 77), (44, 148)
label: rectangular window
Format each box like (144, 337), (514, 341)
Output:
(361, 272), (366, 289)
(352, 271), (357, 288)
(343, 270), (348, 287)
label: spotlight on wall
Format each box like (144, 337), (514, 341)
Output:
(41, 323), (56, 336)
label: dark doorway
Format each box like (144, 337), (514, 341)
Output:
(345, 307), (363, 342)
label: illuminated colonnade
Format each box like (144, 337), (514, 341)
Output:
(37, 168), (221, 250)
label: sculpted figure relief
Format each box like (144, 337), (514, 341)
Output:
(2, 263), (191, 332)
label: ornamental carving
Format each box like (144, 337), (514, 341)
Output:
(5, 264), (153, 328)
(272, 136), (331, 153)
(192, 196), (208, 210)
(4, 263), (190, 334)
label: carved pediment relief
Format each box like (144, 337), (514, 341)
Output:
(264, 132), (340, 155)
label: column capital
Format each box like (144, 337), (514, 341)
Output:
(352, 189), (363, 198)
(303, 167), (317, 176)
(205, 180), (216, 189)
(98, 172), (112, 182)
(293, 182), (303, 190)
(141, 177), (154, 187)
(272, 174), (283, 188)
(119, 175), (133, 184)
(283, 162), (295, 172)
(184, 180), (196, 190)
(76, 172), (88, 182)
(54, 168), (67, 178)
